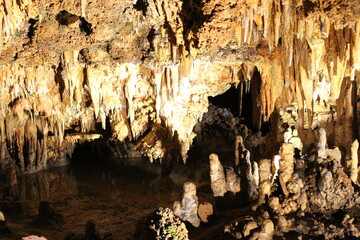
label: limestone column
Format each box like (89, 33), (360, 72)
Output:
(178, 182), (201, 227)
(253, 159), (272, 210)
(209, 153), (226, 197)
(235, 135), (245, 168)
(245, 150), (258, 200)
(317, 127), (327, 158)
(225, 167), (240, 194)
(279, 143), (294, 196)
(350, 139), (359, 182)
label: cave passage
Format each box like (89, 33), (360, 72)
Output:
(208, 81), (270, 136)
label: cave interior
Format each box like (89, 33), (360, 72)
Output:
(0, 0), (360, 239)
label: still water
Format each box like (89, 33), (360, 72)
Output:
(1, 157), (212, 240)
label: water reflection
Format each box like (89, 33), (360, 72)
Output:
(18, 167), (77, 201)
(1, 157), (212, 239)
(14, 157), (181, 201)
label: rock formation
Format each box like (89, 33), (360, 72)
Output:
(197, 202), (213, 224)
(173, 182), (201, 227)
(209, 153), (227, 197)
(316, 127), (327, 159)
(278, 143), (294, 196)
(225, 167), (241, 195)
(149, 208), (189, 240)
(253, 159), (272, 210)
(0, 0), (360, 239)
(22, 236), (47, 240)
(350, 139), (359, 182)
(0, 0), (357, 174)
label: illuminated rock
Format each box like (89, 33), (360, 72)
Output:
(350, 140), (359, 182)
(209, 153), (227, 197)
(279, 143), (294, 196)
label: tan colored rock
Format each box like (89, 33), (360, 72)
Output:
(178, 182), (201, 227)
(316, 127), (327, 159)
(225, 167), (241, 194)
(243, 221), (258, 237)
(235, 135), (245, 168)
(278, 216), (292, 233)
(289, 129), (303, 155)
(350, 139), (359, 182)
(244, 150), (258, 200)
(253, 159), (272, 210)
(0, 211), (4, 222)
(318, 168), (333, 192)
(259, 159), (272, 182)
(150, 208), (189, 240)
(22, 236), (47, 240)
(284, 127), (292, 143)
(326, 147), (342, 166)
(209, 153), (227, 197)
(198, 202), (213, 223)
(249, 219), (274, 240)
(279, 143), (294, 196)
(253, 161), (260, 188)
(0, 0), (357, 174)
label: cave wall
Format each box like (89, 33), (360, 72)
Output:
(0, 0), (359, 172)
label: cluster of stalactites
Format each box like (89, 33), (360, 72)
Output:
(0, 0), (359, 170)
(0, 49), (247, 169)
(241, 10), (360, 125)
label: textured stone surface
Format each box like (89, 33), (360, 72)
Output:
(209, 153), (227, 197)
(0, 0), (359, 172)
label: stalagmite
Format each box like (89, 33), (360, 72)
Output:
(253, 159), (272, 210)
(318, 168), (333, 192)
(174, 182), (201, 227)
(209, 153), (227, 197)
(279, 143), (294, 196)
(316, 127), (327, 159)
(0, 1), (360, 237)
(244, 150), (258, 200)
(225, 167), (241, 194)
(198, 203), (213, 223)
(234, 135), (242, 168)
(350, 140), (359, 182)
(253, 162), (259, 188)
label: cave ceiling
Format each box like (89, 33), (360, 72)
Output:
(0, 0), (359, 172)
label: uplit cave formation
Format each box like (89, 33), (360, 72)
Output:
(0, 0), (360, 239)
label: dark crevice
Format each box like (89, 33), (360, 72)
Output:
(55, 10), (79, 25)
(79, 17), (93, 35)
(27, 18), (38, 44)
(55, 10), (92, 35)
(133, 0), (148, 16)
(303, 0), (317, 17)
(209, 86), (239, 116)
(147, 28), (156, 52)
(53, 62), (65, 101)
(78, 48), (91, 64)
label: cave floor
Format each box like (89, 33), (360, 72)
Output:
(0, 157), (228, 239)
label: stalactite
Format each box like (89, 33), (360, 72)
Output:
(0, 0), (359, 173)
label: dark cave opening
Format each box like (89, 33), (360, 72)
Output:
(208, 81), (270, 136)
(209, 85), (240, 116)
